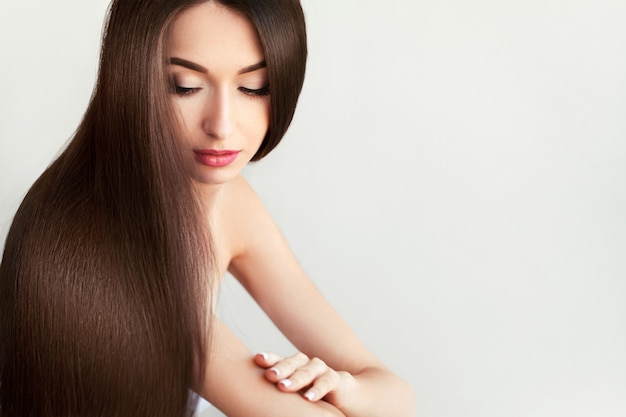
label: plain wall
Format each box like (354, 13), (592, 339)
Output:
(1, 1), (625, 416)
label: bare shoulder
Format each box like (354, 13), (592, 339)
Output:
(213, 175), (275, 261)
(217, 175), (265, 216)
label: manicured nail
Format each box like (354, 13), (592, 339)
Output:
(269, 367), (280, 377)
(304, 391), (316, 401)
(279, 379), (292, 388)
(258, 352), (269, 361)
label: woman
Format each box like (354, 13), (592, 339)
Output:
(0, 1), (415, 416)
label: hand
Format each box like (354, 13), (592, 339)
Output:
(254, 352), (356, 408)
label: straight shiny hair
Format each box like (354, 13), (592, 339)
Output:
(0, 0), (307, 416)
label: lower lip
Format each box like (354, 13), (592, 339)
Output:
(194, 151), (240, 168)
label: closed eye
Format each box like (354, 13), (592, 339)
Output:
(173, 85), (201, 96)
(239, 85), (270, 97)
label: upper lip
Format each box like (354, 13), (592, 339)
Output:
(194, 149), (239, 155)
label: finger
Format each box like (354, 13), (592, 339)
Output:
(254, 352), (283, 369)
(302, 368), (340, 402)
(277, 357), (328, 392)
(266, 352), (310, 383)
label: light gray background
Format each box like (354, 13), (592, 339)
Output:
(1, 1), (625, 416)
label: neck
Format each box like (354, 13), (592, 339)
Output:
(192, 181), (226, 210)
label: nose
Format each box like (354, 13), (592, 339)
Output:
(202, 88), (234, 139)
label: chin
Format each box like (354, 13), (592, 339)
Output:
(192, 167), (241, 187)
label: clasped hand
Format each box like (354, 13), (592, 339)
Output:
(254, 352), (356, 409)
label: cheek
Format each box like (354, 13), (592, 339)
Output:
(253, 100), (271, 135)
(171, 101), (198, 133)
(235, 99), (270, 141)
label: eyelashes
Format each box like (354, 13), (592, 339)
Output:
(173, 85), (200, 95)
(169, 82), (270, 98)
(238, 85), (270, 97)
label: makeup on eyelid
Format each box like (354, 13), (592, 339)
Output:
(169, 75), (269, 97)
(166, 1), (271, 186)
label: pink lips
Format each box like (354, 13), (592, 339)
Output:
(194, 150), (240, 168)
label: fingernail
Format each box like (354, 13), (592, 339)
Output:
(304, 391), (316, 401)
(269, 368), (280, 377)
(258, 352), (269, 361)
(279, 379), (292, 388)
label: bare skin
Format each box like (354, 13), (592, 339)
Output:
(202, 177), (415, 417)
(169, 3), (415, 416)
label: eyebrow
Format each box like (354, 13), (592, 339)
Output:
(168, 57), (267, 75)
(238, 61), (267, 75)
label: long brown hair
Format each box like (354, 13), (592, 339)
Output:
(0, 0), (307, 416)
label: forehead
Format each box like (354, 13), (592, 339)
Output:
(167, 2), (264, 69)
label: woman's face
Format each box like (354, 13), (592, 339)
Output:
(167, 2), (270, 186)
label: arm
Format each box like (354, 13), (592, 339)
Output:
(199, 318), (346, 417)
(224, 177), (415, 417)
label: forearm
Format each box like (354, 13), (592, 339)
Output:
(200, 319), (347, 417)
(204, 372), (347, 417)
(335, 367), (415, 417)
